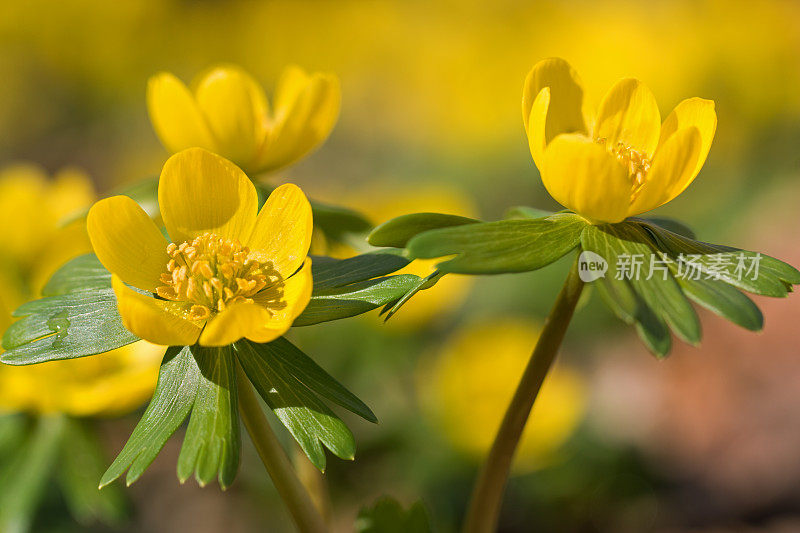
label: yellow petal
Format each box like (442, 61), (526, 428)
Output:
(522, 58), (587, 140)
(147, 72), (217, 154)
(628, 127), (702, 216)
(595, 78), (661, 157)
(247, 183), (313, 278)
(256, 67), (341, 172)
(249, 259), (313, 343)
(542, 134), (631, 223)
(112, 275), (202, 346)
(658, 98), (716, 188)
(526, 87), (550, 171)
(159, 147), (258, 244)
(87, 196), (169, 292)
(193, 65), (270, 169)
(198, 301), (272, 347)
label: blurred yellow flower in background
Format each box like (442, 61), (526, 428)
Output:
(419, 320), (586, 472)
(523, 58), (717, 223)
(88, 148), (313, 347)
(0, 164), (162, 417)
(147, 64), (340, 176)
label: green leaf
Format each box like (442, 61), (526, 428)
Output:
(635, 216), (696, 239)
(407, 213), (587, 274)
(503, 206), (556, 220)
(296, 274), (422, 326)
(678, 276), (763, 331)
(368, 213), (479, 248)
(584, 223), (701, 345)
(380, 271), (442, 321)
(642, 222), (800, 297)
(355, 497), (433, 533)
(585, 233), (671, 357)
(259, 337), (376, 423)
(1, 290), (138, 365)
(310, 251), (411, 290)
(57, 419), (128, 526)
(1, 254), (138, 365)
(100, 346), (200, 488)
(0, 415), (66, 533)
(311, 200), (373, 241)
(42, 254), (110, 296)
(177, 345), (241, 490)
(235, 340), (356, 471)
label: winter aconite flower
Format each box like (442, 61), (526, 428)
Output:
(147, 65), (340, 175)
(523, 58), (717, 224)
(87, 147), (313, 347)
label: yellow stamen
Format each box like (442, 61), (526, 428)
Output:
(596, 138), (652, 198)
(155, 233), (280, 319)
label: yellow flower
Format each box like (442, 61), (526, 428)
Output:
(147, 64), (340, 175)
(523, 58), (717, 224)
(419, 320), (585, 472)
(0, 164), (162, 417)
(87, 147), (314, 347)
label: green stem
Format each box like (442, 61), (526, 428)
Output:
(462, 256), (584, 533)
(236, 363), (328, 533)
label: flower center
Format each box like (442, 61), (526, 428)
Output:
(596, 138), (651, 196)
(155, 233), (279, 321)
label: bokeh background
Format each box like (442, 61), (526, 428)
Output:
(1, 0), (800, 531)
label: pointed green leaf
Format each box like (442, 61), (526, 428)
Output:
(57, 419), (128, 526)
(235, 340), (355, 471)
(100, 346), (200, 488)
(407, 213), (587, 274)
(261, 337), (376, 423)
(296, 274), (422, 326)
(368, 213), (479, 248)
(678, 276), (763, 331)
(310, 251), (411, 290)
(177, 345), (241, 489)
(1, 254), (138, 365)
(586, 223), (701, 345)
(1, 290), (138, 365)
(380, 271), (442, 321)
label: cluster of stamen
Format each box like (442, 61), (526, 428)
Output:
(156, 233), (277, 321)
(596, 138), (651, 197)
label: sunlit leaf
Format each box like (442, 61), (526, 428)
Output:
(368, 213), (479, 248)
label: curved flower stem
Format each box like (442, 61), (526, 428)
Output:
(462, 256), (584, 533)
(236, 363), (328, 533)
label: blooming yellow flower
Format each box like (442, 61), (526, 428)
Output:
(523, 58), (717, 224)
(147, 64), (340, 175)
(418, 320), (586, 472)
(87, 147), (313, 347)
(0, 164), (162, 417)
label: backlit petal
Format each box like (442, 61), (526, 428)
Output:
(246, 183), (313, 279)
(88, 196), (168, 292)
(194, 66), (270, 169)
(595, 79), (661, 157)
(112, 275), (202, 346)
(256, 67), (341, 172)
(198, 301), (272, 347)
(248, 259), (313, 343)
(526, 87), (550, 171)
(522, 58), (587, 140)
(628, 127), (702, 216)
(542, 134), (631, 223)
(159, 148), (258, 244)
(658, 98), (716, 188)
(147, 72), (217, 154)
